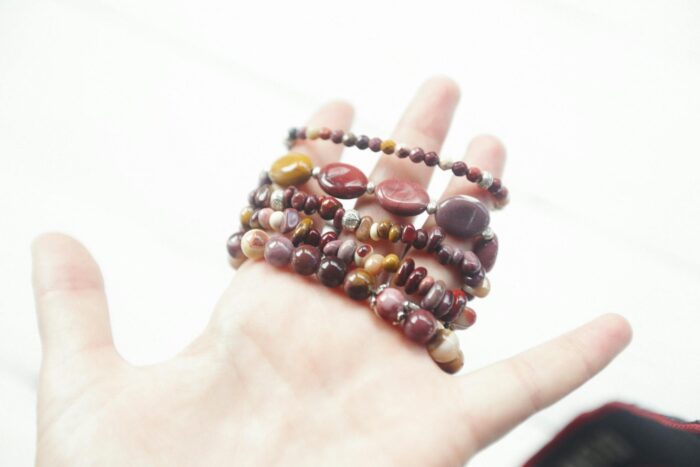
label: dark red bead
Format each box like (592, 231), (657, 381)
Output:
(375, 287), (405, 323)
(451, 161), (468, 176)
(283, 186), (297, 208)
(317, 256), (347, 287)
(304, 195), (319, 214)
(305, 228), (321, 246)
(424, 151), (439, 167)
(409, 148), (425, 163)
(397, 146), (410, 158)
(331, 129), (344, 144)
(318, 163), (368, 199)
(319, 231), (337, 251)
(450, 248), (464, 266)
(319, 127), (332, 140)
(403, 309), (438, 344)
(292, 245), (321, 275)
(474, 235), (498, 272)
(417, 276), (435, 296)
(291, 191), (307, 210)
(443, 289), (467, 323)
(332, 208), (345, 231)
(463, 267), (485, 288)
(488, 178), (502, 194)
(426, 226), (445, 253)
(394, 258), (415, 287)
(467, 167), (482, 182)
(404, 267), (427, 295)
(356, 135), (370, 149)
(401, 224), (417, 244)
(460, 251), (482, 275)
(434, 290), (454, 318)
(494, 187), (509, 201)
(436, 244), (453, 265)
(375, 179), (430, 216)
(413, 229), (428, 249)
(369, 137), (382, 152)
(318, 196), (342, 220)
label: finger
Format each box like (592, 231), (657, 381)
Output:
(32, 233), (116, 366)
(458, 314), (632, 448)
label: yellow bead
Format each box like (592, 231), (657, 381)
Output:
(388, 224), (402, 242)
(269, 153), (314, 187)
(382, 253), (400, 272)
(364, 253), (385, 276)
(380, 139), (396, 154)
(239, 206), (254, 227)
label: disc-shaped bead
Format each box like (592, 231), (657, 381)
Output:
(435, 195), (490, 238)
(375, 179), (430, 216)
(318, 162), (368, 199)
(269, 153), (313, 187)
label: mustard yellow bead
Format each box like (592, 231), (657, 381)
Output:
(240, 206), (254, 227)
(364, 253), (385, 276)
(269, 153), (314, 187)
(388, 224), (402, 242)
(380, 139), (396, 154)
(383, 253), (400, 272)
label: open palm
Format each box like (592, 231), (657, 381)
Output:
(32, 78), (631, 467)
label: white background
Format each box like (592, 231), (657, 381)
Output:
(1, 0), (699, 465)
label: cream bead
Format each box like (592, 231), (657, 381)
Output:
(427, 329), (460, 363)
(241, 229), (269, 260)
(370, 222), (380, 241)
(472, 276), (491, 298)
(364, 253), (385, 276)
(269, 211), (284, 232)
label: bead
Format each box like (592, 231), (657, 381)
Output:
(356, 216), (373, 242)
(377, 220), (391, 239)
(488, 177), (502, 194)
(426, 200), (438, 215)
(317, 256), (347, 287)
(437, 350), (464, 374)
(355, 135), (370, 149)
(343, 269), (375, 300)
(435, 195), (490, 238)
(332, 208), (345, 230)
(424, 151), (439, 167)
(366, 181), (375, 194)
(474, 235), (498, 272)
(258, 207), (274, 230)
(304, 195), (319, 214)
(380, 139), (396, 154)
(401, 224), (417, 244)
(342, 132), (357, 146)
(375, 179), (430, 216)
(307, 127), (320, 140)
(270, 189), (285, 211)
(248, 210), (260, 229)
(330, 129), (344, 143)
(291, 191), (307, 210)
(404, 267), (427, 295)
(452, 161), (467, 176)
(269, 153), (314, 187)
(342, 209), (361, 231)
(481, 226), (495, 241)
(409, 147), (425, 163)
(426, 226), (445, 253)
(472, 276), (491, 298)
(443, 290), (467, 323)
(319, 127), (332, 140)
(283, 186), (296, 208)
(452, 307), (477, 330)
(417, 275), (435, 296)
(318, 162), (368, 199)
(247, 189), (256, 206)
(403, 309), (438, 344)
(396, 144), (410, 158)
(463, 268), (485, 288)
(427, 329), (461, 363)
(279, 208), (300, 233)
(291, 218), (313, 246)
(436, 244), (453, 265)
(354, 244), (373, 267)
(323, 239), (343, 256)
(467, 167), (482, 182)
(369, 223), (380, 241)
(318, 196), (342, 220)
(254, 185), (271, 207)
(450, 248), (464, 266)
(420, 280), (446, 310)
(434, 290), (454, 318)
(460, 251), (482, 275)
(394, 258), (415, 287)
(319, 231), (337, 252)
(297, 127), (307, 139)
(226, 232), (244, 259)
(288, 127), (298, 140)
(368, 137), (382, 152)
(338, 239), (357, 264)
(478, 170), (493, 189)
(364, 253), (385, 276)
(291, 245), (321, 275)
(413, 229), (428, 249)
(383, 253), (400, 272)
(305, 228), (321, 246)
(438, 157), (453, 171)
(264, 235), (294, 267)
(241, 229), (269, 260)
(494, 186), (509, 201)
(388, 224), (402, 242)
(240, 206), (254, 227)
(374, 287), (405, 323)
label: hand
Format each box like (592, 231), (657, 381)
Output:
(31, 77), (632, 466)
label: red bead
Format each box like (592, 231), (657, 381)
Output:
(283, 186), (297, 208)
(318, 196), (342, 220)
(488, 178), (502, 193)
(401, 224), (417, 244)
(318, 163), (368, 199)
(305, 228), (321, 246)
(375, 179), (430, 216)
(424, 151), (439, 166)
(426, 226), (445, 253)
(319, 127), (332, 140)
(404, 267), (427, 295)
(467, 167), (482, 182)
(394, 258), (415, 287)
(303, 194), (318, 214)
(452, 161), (468, 176)
(291, 191), (307, 210)
(333, 208), (345, 231)
(443, 289), (467, 323)
(319, 231), (338, 251)
(403, 309), (438, 344)
(413, 229), (428, 249)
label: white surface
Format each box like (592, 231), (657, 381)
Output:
(1, 0), (699, 465)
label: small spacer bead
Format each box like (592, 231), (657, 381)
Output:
(426, 200), (438, 215)
(342, 209), (361, 231)
(478, 171), (494, 189)
(311, 166), (321, 177)
(380, 139), (396, 154)
(481, 227), (495, 241)
(366, 181), (376, 194)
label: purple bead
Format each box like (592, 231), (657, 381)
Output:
(463, 267), (485, 288)
(375, 179), (430, 216)
(322, 239), (343, 256)
(474, 235), (499, 272)
(403, 309), (438, 344)
(280, 208), (301, 233)
(375, 287), (405, 323)
(337, 239), (357, 264)
(450, 248), (465, 267)
(226, 232), (243, 259)
(424, 151), (439, 167)
(317, 256), (347, 287)
(368, 137), (382, 152)
(426, 226), (445, 253)
(254, 185), (270, 207)
(291, 245), (321, 276)
(394, 258), (415, 287)
(355, 135), (370, 149)
(460, 251), (482, 275)
(331, 129), (344, 144)
(435, 195), (490, 238)
(434, 290), (455, 318)
(404, 267), (427, 295)
(409, 148), (425, 163)
(291, 191), (307, 210)
(417, 276), (435, 296)
(452, 161), (467, 176)
(420, 280), (446, 311)
(264, 235), (294, 267)
(297, 127), (307, 139)
(397, 146), (410, 158)
(436, 244), (453, 265)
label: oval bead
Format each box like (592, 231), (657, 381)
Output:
(375, 179), (430, 216)
(403, 309), (438, 344)
(318, 162), (368, 199)
(269, 153), (314, 187)
(375, 287), (405, 323)
(427, 329), (461, 363)
(435, 195), (490, 238)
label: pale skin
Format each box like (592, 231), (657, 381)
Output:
(31, 77), (632, 466)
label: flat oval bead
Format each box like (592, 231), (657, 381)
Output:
(343, 269), (375, 300)
(404, 267), (427, 295)
(394, 258), (415, 287)
(421, 280), (446, 310)
(443, 290), (467, 323)
(463, 267), (485, 288)
(337, 239), (357, 264)
(375, 179), (430, 216)
(241, 229), (269, 260)
(417, 275), (435, 296)
(403, 309), (438, 344)
(375, 287), (405, 323)
(434, 290), (454, 318)
(263, 235), (294, 267)
(317, 256), (347, 287)
(474, 235), (499, 272)
(318, 162), (368, 199)
(435, 195), (490, 238)
(382, 253), (400, 273)
(427, 329), (461, 363)
(291, 245), (321, 275)
(452, 306), (477, 330)
(269, 153), (314, 187)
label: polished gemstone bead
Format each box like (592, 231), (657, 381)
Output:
(369, 137), (382, 152)
(338, 239), (357, 264)
(488, 177), (502, 193)
(343, 269), (375, 300)
(426, 226), (445, 253)
(451, 161), (468, 176)
(247, 189), (256, 206)
(413, 229), (428, 249)
(258, 207), (274, 230)
(494, 187), (509, 201)
(401, 224), (417, 244)
(226, 232), (244, 259)
(319, 231), (338, 252)
(364, 253), (385, 276)
(239, 206), (254, 227)
(388, 224), (402, 242)
(354, 244), (373, 267)
(452, 307), (477, 330)
(355, 134), (369, 149)
(317, 256), (347, 287)
(380, 139), (396, 154)
(283, 186), (296, 208)
(427, 329), (460, 363)
(467, 167), (482, 183)
(343, 132), (357, 147)
(396, 145), (410, 158)
(403, 309), (438, 344)
(323, 239), (343, 256)
(434, 290), (455, 318)
(318, 196), (342, 220)
(241, 229), (269, 260)
(270, 189), (285, 211)
(307, 127), (320, 140)
(303, 194), (319, 214)
(474, 235), (498, 272)
(472, 276), (491, 298)
(436, 244), (453, 265)
(279, 208), (300, 233)
(435, 196), (490, 238)
(420, 280), (446, 310)
(417, 275), (435, 296)
(424, 151), (439, 167)
(254, 184), (271, 207)
(291, 218), (313, 246)
(462, 267), (485, 288)
(319, 127), (332, 140)
(292, 245), (321, 275)
(269, 153), (313, 187)
(409, 147), (425, 163)
(450, 248), (464, 267)
(291, 191), (307, 210)
(382, 253), (400, 272)
(369, 223), (380, 241)
(305, 228), (321, 246)
(443, 289), (467, 323)
(404, 267), (427, 295)
(460, 251), (482, 275)
(438, 351), (464, 374)
(394, 258), (415, 287)
(332, 208), (345, 230)
(356, 216), (373, 242)
(264, 235), (294, 267)
(248, 210), (260, 229)
(375, 179), (430, 216)
(330, 129), (344, 144)
(377, 220), (392, 239)
(318, 162), (368, 199)
(288, 127), (298, 140)
(375, 287), (405, 323)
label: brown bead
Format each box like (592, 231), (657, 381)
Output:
(409, 148), (425, 163)
(394, 258), (415, 287)
(452, 161), (468, 176)
(413, 229), (428, 249)
(388, 224), (402, 242)
(424, 151), (439, 167)
(383, 253), (400, 272)
(426, 227), (445, 253)
(319, 127), (332, 140)
(437, 350), (464, 374)
(377, 219), (392, 239)
(417, 276), (435, 296)
(318, 196), (342, 220)
(291, 191), (307, 210)
(380, 139), (396, 154)
(240, 206), (254, 227)
(403, 309), (438, 344)
(467, 167), (482, 183)
(291, 245), (321, 275)
(404, 267), (427, 295)
(356, 216), (373, 242)
(343, 269), (375, 300)
(291, 218), (313, 246)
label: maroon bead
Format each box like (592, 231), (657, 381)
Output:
(467, 167), (482, 182)
(330, 129), (344, 144)
(435, 195), (490, 238)
(356, 135), (370, 149)
(280, 208), (301, 233)
(452, 306), (477, 330)
(424, 151), (439, 167)
(436, 244), (453, 265)
(323, 239), (343, 256)
(463, 267), (485, 288)
(403, 309), (438, 344)
(494, 187), (509, 201)
(474, 235), (498, 272)
(319, 231), (338, 252)
(443, 289), (467, 323)
(452, 161), (468, 176)
(426, 226), (445, 253)
(460, 251), (482, 275)
(397, 146), (410, 158)
(488, 178), (502, 194)
(226, 232), (243, 259)
(401, 224), (417, 244)
(450, 248), (465, 267)
(417, 275), (435, 296)
(319, 127), (332, 140)
(404, 267), (427, 295)
(318, 162), (368, 199)
(292, 245), (321, 276)
(305, 228), (321, 246)
(368, 137), (382, 152)
(304, 194), (319, 214)
(291, 191), (307, 210)
(408, 148), (425, 163)
(412, 229), (428, 249)
(434, 290), (455, 318)
(283, 186), (297, 208)
(318, 196), (342, 220)
(297, 127), (307, 139)
(254, 185), (270, 207)
(375, 179), (430, 216)
(317, 256), (347, 287)
(420, 280), (446, 310)
(247, 189), (257, 206)
(264, 235), (294, 267)
(375, 287), (405, 323)
(355, 244), (372, 263)
(337, 239), (357, 264)
(394, 258), (415, 287)
(332, 208), (345, 230)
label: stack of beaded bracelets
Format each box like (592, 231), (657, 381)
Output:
(226, 127), (507, 374)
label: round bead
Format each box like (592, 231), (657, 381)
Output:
(343, 269), (375, 300)
(342, 132), (357, 146)
(420, 280), (446, 310)
(269, 153), (314, 187)
(264, 235), (294, 267)
(337, 239), (357, 264)
(307, 127), (320, 140)
(381, 139), (396, 154)
(364, 253), (385, 276)
(451, 161), (468, 176)
(226, 232), (244, 259)
(241, 229), (269, 260)
(478, 171), (494, 189)
(369, 137), (382, 152)
(270, 189), (285, 210)
(409, 148), (425, 163)
(424, 151), (439, 166)
(318, 196), (342, 220)
(396, 145), (410, 158)
(394, 258), (415, 287)
(291, 245), (321, 275)
(354, 244), (373, 267)
(374, 287), (405, 323)
(375, 179), (430, 216)
(291, 191), (307, 210)
(427, 329), (461, 363)
(383, 253), (400, 272)
(355, 134), (369, 149)
(318, 162), (368, 199)
(403, 309), (438, 344)
(474, 235), (498, 272)
(322, 239), (343, 256)
(467, 167), (482, 182)
(435, 195), (490, 238)
(331, 129), (344, 143)
(317, 256), (347, 287)
(341, 209), (361, 231)
(319, 127), (332, 140)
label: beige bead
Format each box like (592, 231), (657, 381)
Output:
(269, 211), (284, 232)
(364, 253), (385, 276)
(438, 350), (464, 374)
(241, 229), (269, 260)
(307, 127), (320, 140)
(427, 328), (461, 363)
(370, 222), (380, 241)
(473, 276), (491, 298)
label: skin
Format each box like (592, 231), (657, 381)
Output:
(31, 77), (632, 466)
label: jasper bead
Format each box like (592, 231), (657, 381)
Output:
(413, 229), (428, 249)
(377, 220), (392, 239)
(330, 129), (344, 143)
(291, 191), (307, 210)
(463, 267), (485, 288)
(434, 290), (455, 318)
(374, 287), (405, 323)
(382, 253), (400, 272)
(258, 207), (273, 230)
(450, 248), (465, 267)
(338, 239), (357, 264)
(264, 235), (294, 267)
(426, 227), (445, 253)
(226, 232), (244, 259)
(436, 244), (453, 265)
(292, 245), (321, 275)
(241, 229), (269, 260)
(427, 329), (460, 363)
(409, 147), (425, 163)
(368, 137), (382, 152)
(404, 267), (427, 295)
(460, 251), (482, 275)
(356, 216), (373, 242)
(269, 153), (314, 187)
(319, 231), (337, 252)
(305, 228), (321, 246)
(283, 186), (296, 208)
(467, 167), (482, 182)
(332, 208), (345, 230)
(318, 196), (342, 220)
(401, 224), (417, 244)
(364, 253), (385, 276)
(394, 258), (415, 287)
(355, 134), (369, 149)
(343, 269), (375, 300)
(424, 151), (439, 166)
(421, 280), (446, 310)
(403, 309), (438, 344)
(375, 179), (430, 216)
(472, 276), (491, 298)
(303, 195), (318, 214)
(443, 290), (467, 323)
(354, 244), (373, 267)
(438, 351), (464, 374)
(452, 307), (477, 330)
(417, 276), (435, 296)
(318, 162), (368, 199)
(254, 185), (271, 207)
(323, 239), (342, 256)
(451, 161), (468, 176)
(474, 235), (498, 272)
(388, 224), (402, 242)
(279, 208), (300, 233)
(435, 195), (490, 238)
(240, 206), (254, 227)
(380, 139), (396, 154)
(317, 256), (347, 287)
